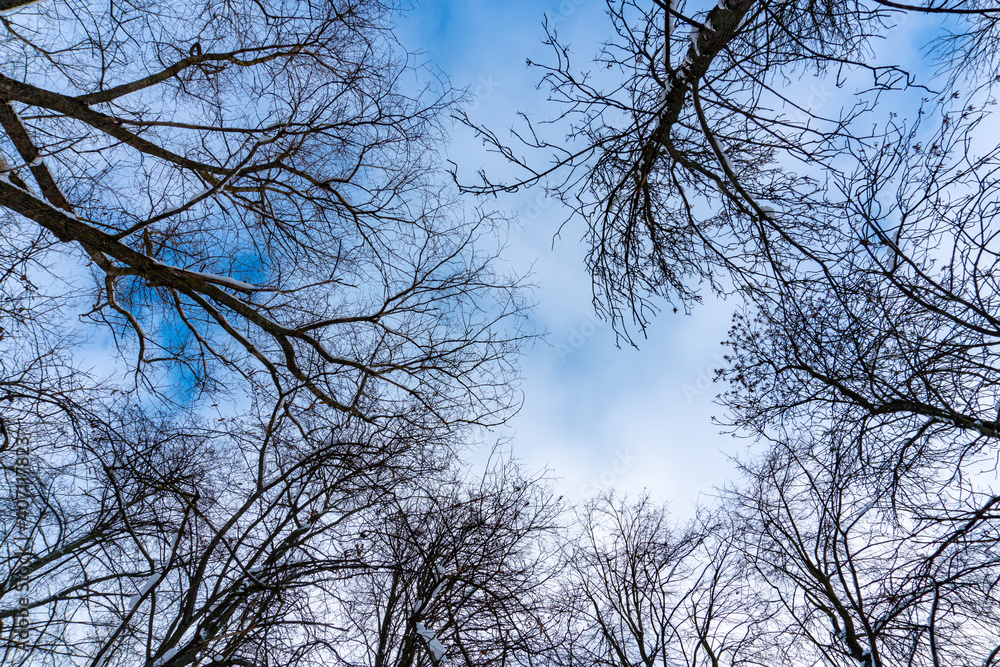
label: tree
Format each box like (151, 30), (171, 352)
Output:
(455, 0), (1000, 663)
(0, 1), (540, 665)
(459, 0), (1000, 333)
(550, 493), (771, 667)
(0, 0), (527, 429)
(457, 0), (1000, 478)
(333, 453), (563, 667)
(3, 402), (560, 667)
(727, 436), (1000, 666)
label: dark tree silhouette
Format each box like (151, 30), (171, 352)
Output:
(454, 1), (1000, 664)
(0, 1), (540, 666)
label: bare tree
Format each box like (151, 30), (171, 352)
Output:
(453, 1), (1000, 663)
(334, 453), (563, 667)
(456, 0), (1000, 478)
(1, 390), (566, 667)
(1, 387), (423, 665)
(0, 0), (528, 429)
(457, 0), (945, 331)
(720, 106), (1000, 499)
(0, 0), (543, 665)
(727, 437), (1000, 667)
(549, 493), (773, 667)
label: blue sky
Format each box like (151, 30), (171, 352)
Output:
(396, 0), (749, 516)
(392, 0), (976, 515)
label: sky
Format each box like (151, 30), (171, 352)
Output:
(395, 0), (753, 517)
(51, 0), (952, 519)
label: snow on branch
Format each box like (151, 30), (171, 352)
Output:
(415, 622), (447, 662)
(409, 560), (452, 663)
(148, 258), (257, 293)
(125, 569), (164, 614)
